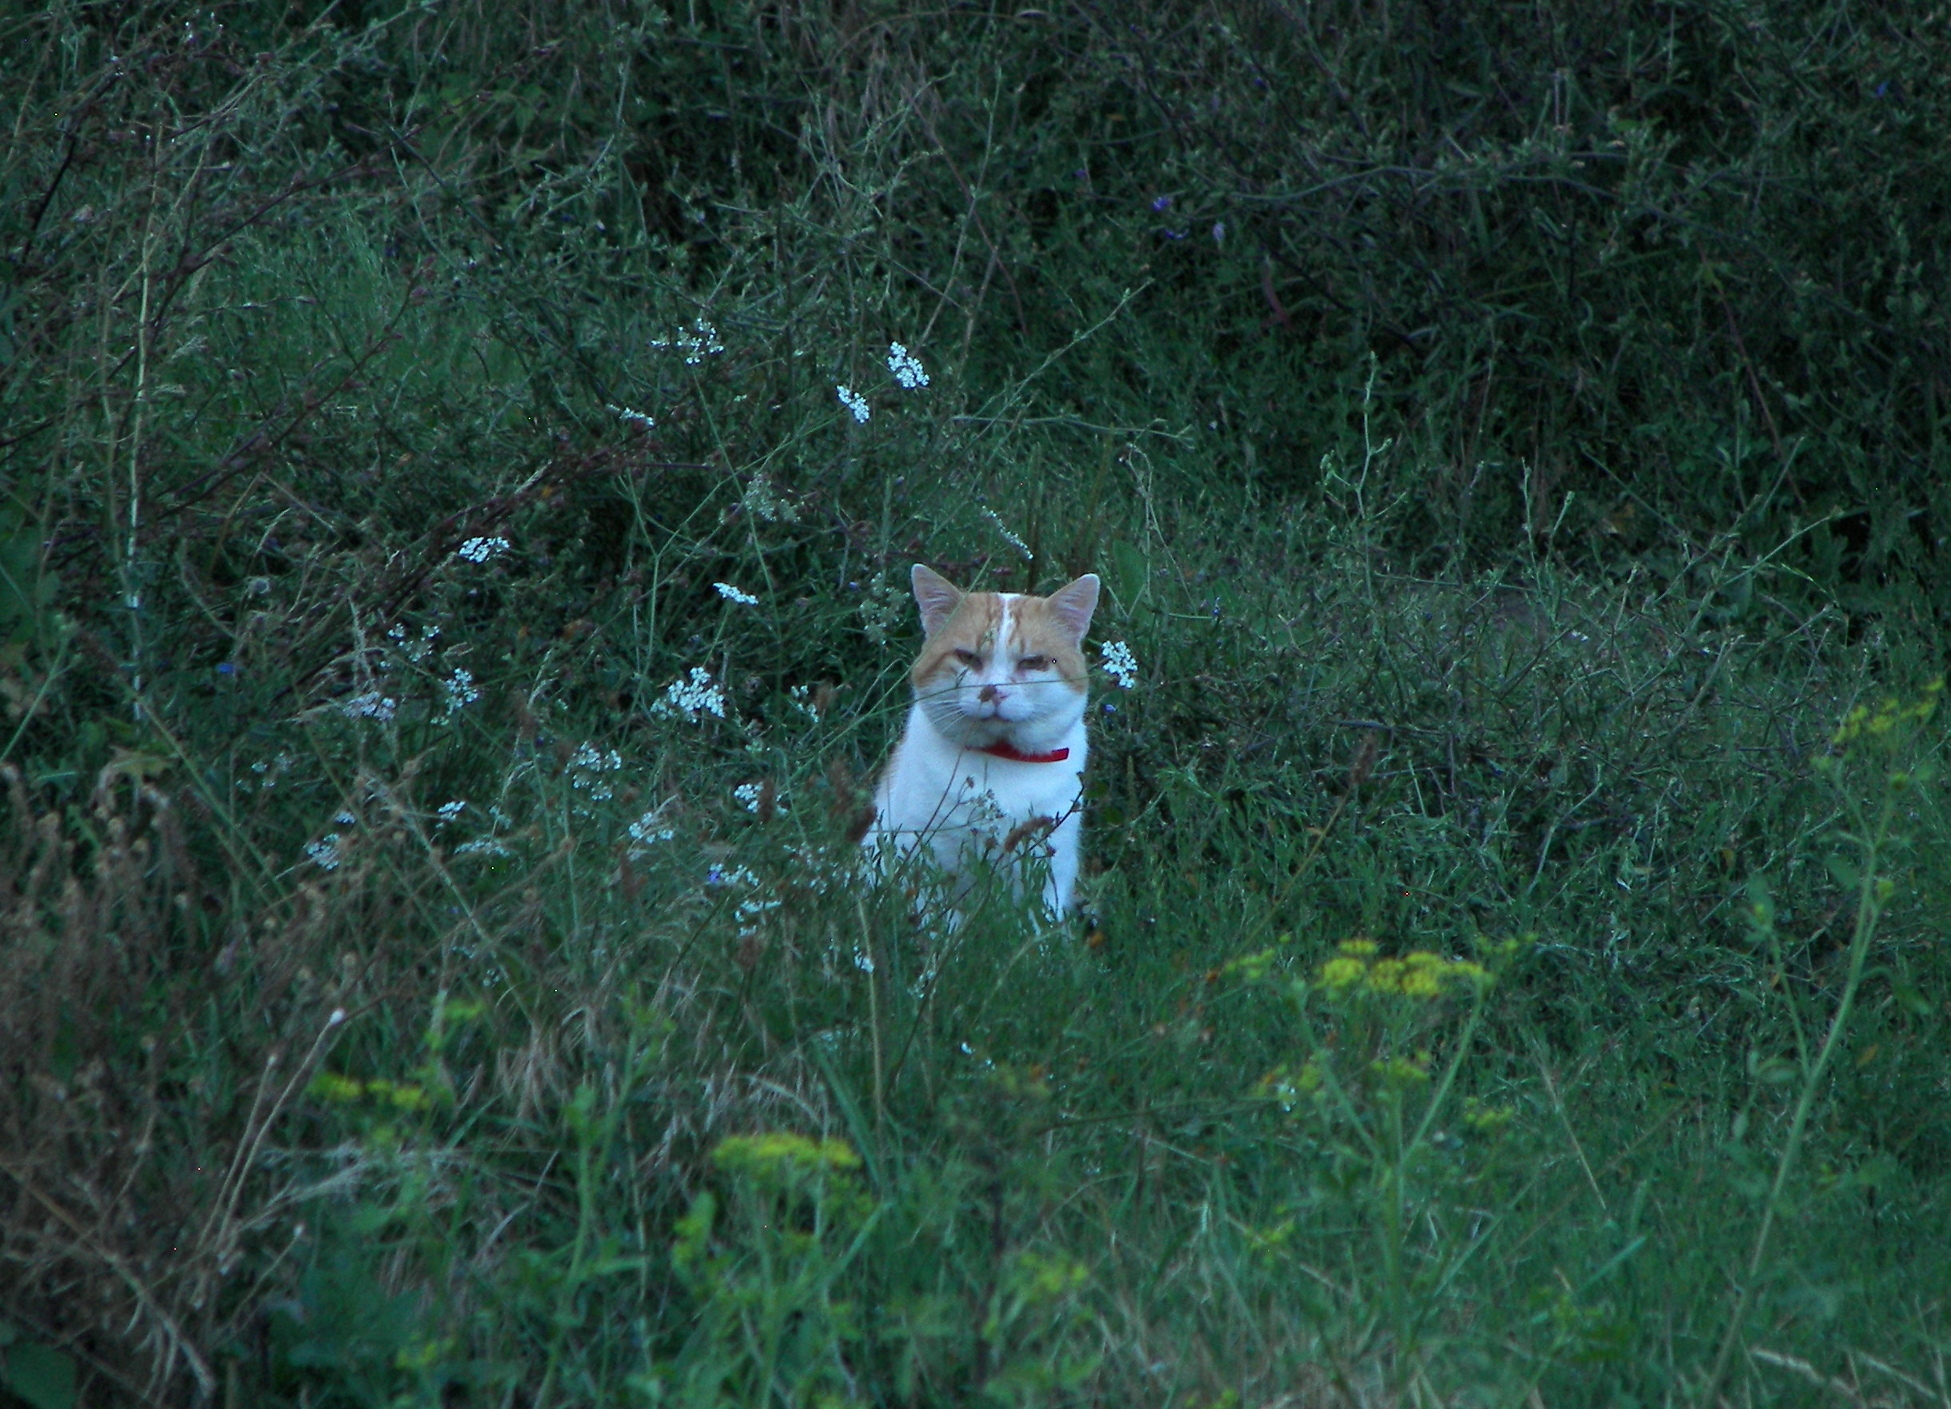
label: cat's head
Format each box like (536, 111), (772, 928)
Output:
(907, 565), (1100, 747)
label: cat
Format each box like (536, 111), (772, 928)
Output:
(866, 564), (1100, 918)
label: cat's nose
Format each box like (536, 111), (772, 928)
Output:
(978, 684), (1003, 703)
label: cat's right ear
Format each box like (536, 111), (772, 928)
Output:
(911, 564), (963, 636)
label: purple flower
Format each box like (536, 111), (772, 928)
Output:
(1150, 194), (1173, 213)
(216, 661), (237, 676)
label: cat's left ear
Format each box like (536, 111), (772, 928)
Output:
(1045, 574), (1100, 641)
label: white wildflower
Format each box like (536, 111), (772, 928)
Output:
(886, 341), (930, 389)
(1099, 640), (1138, 689)
(714, 582), (759, 605)
(857, 573), (905, 646)
(389, 623), (439, 662)
(741, 475), (798, 523)
(568, 741), (614, 771)
(443, 668), (480, 714)
(342, 690), (397, 721)
(454, 837), (512, 858)
(304, 835), (342, 871)
(651, 666), (725, 722)
(650, 317), (724, 365)
(736, 894), (781, 936)
(733, 782), (787, 815)
(334, 811), (356, 826)
(608, 403), (655, 428)
(628, 804), (675, 846)
(788, 684), (822, 720)
(568, 742), (624, 800)
(836, 384), (870, 423)
(436, 800), (465, 825)
(783, 843), (844, 896)
(706, 863), (756, 888)
(456, 535), (510, 564)
(981, 507), (1032, 560)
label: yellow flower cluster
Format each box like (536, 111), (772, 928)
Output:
(1461, 1096), (1516, 1132)
(1832, 679), (1942, 748)
(1369, 1054), (1431, 1085)
(308, 1071), (434, 1112)
(1315, 939), (1490, 1001)
(1005, 1250), (1091, 1304)
(712, 1131), (862, 1182)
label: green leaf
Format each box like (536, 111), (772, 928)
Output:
(1891, 981), (1934, 1017)
(1107, 539), (1150, 615)
(1833, 1153), (1899, 1192)
(1744, 874), (1775, 931)
(0, 506), (56, 649)
(3, 1337), (78, 1409)
(1824, 853), (1860, 890)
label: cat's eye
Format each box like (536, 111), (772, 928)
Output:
(1017, 655), (1053, 672)
(953, 648), (982, 668)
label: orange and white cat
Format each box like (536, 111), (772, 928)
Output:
(867, 565), (1100, 917)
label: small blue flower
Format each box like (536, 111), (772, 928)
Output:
(1151, 194), (1173, 213)
(216, 661), (237, 676)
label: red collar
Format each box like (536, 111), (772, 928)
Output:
(975, 741), (1071, 764)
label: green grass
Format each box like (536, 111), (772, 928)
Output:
(2, 5), (1949, 1407)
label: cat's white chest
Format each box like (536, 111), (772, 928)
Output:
(869, 702), (1088, 915)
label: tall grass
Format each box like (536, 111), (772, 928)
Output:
(2, 3), (1947, 1406)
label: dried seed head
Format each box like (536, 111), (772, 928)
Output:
(1349, 732), (1380, 789)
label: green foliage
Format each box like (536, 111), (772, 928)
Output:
(2, 2), (1949, 1406)
(1235, 936), (1524, 1386)
(0, 1320), (77, 1409)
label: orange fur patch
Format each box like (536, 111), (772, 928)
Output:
(912, 591), (1088, 690)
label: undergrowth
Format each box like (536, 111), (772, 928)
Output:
(2, 3), (1948, 1406)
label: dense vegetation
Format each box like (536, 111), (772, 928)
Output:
(2, 2), (1947, 1404)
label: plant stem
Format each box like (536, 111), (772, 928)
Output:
(1697, 788), (1892, 1406)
